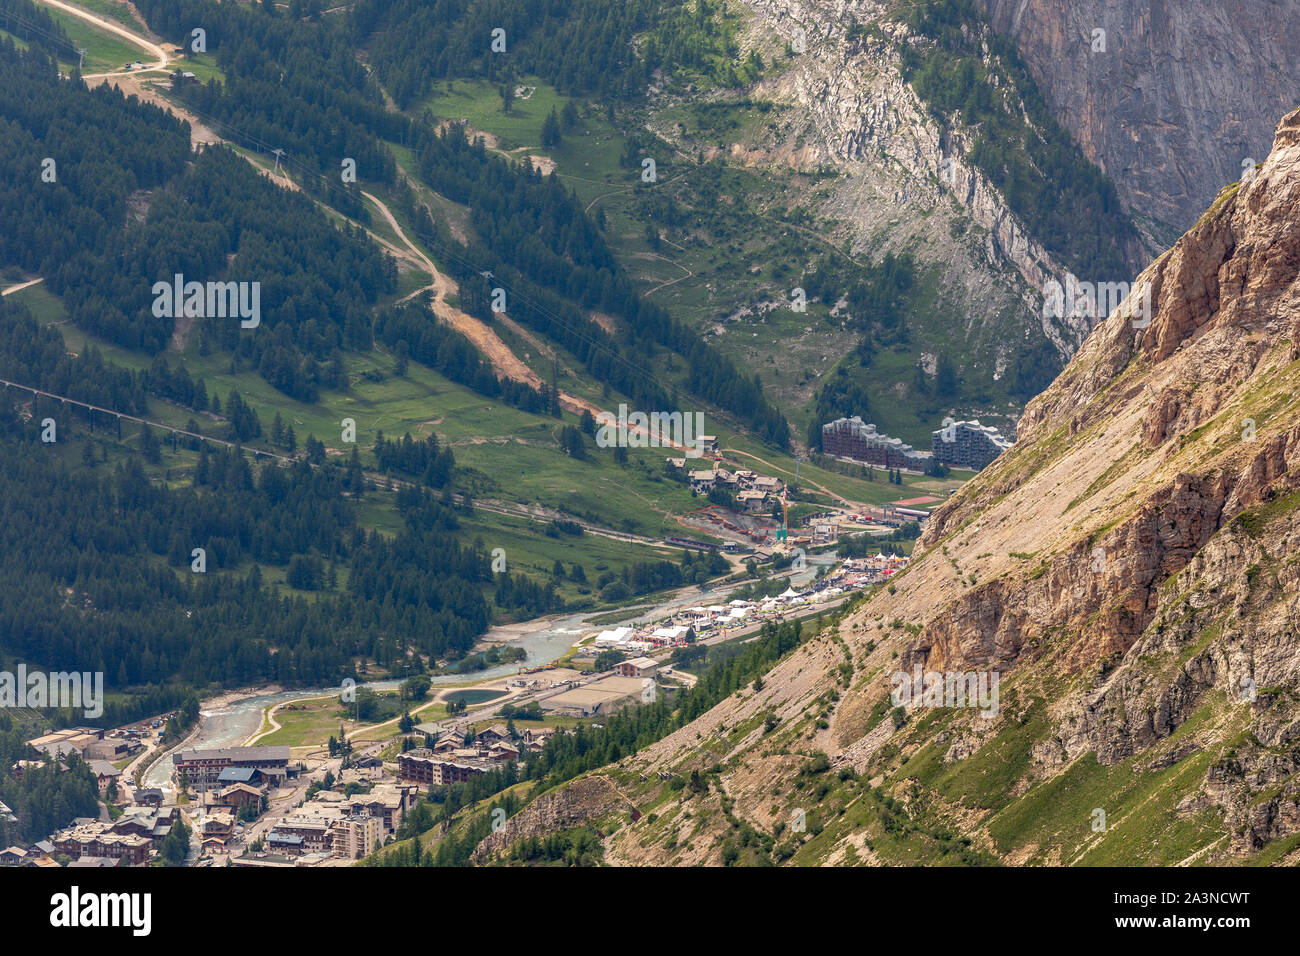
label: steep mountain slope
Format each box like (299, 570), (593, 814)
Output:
(719, 0), (1118, 353)
(627, 0), (1145, 445)
(477, 107), (1300, 866)
(976, 0), (1300, 248)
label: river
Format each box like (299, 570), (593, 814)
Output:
(142, 557), (830, 790)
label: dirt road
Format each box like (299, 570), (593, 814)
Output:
(34, 0), (719, 461)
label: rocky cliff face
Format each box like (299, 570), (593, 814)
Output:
(975, 0), (1300, 249)
(658, 0), (1098, 360)
(476, 107), (1300, 866)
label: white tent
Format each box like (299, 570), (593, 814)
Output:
(652, 625), (688, 641)
(594, 626), (633, 646)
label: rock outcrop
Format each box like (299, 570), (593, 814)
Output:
(976, 0), (1300, 248)
(493, 107), (1300, 866)
(713, 0), (1096, 356)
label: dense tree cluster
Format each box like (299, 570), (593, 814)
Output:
(135, 0), (401, 212)
(356, 0), (651, 109)
(0, 0), (74, 60)
(0, 748), (98, 844)
(119, 1), (789, 441)
(0, 385), (489, 687)
(0, 303), (148, 414)
(0, 43), (394, 402)
(0, 44), (190, 324)
(355, 0), (761, 110)
(493, 571), (562, 616)
(372, 430), (455, 488)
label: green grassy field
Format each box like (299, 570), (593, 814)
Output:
(13, 276), (953, 531)
(418, 77), (575, 152)
(61, 0), (143, 32)
(43, 7), (148, 73)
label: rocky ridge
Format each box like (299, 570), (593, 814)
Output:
(472, 107), (1300, 866)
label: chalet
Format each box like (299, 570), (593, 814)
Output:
(344, 784), (416, 831)
(0, 846), (28, 866)
(431, 735), (461, 755)
(689, 469), (717, 491)
(267, 832), (305, 855)
(87, 759), (122, 795)
(133, 788), (164, 807)
(269, 813), (333, 854)
(111, 806), (179, 844)
(215, 783), (263, 813)
(523, 727), (555, 753)
(474, 724), (510, 747)
(736, 489), (768, 513)
(616, 657), (659, 679)
(216, 766), (265, 788)
(396, 749), (488, 787)
(199, 812), (235, 848)
(53, 823), (151, 866)
(487, 742), (520, 763)
(697, 435), (719, 455)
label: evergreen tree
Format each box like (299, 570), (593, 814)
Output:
(541, 107), (561, 148)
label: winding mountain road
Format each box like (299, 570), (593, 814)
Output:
(28, 2), (763, 464)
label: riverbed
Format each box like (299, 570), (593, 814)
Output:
(142, 557), (830, 790)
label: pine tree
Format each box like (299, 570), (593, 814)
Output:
(195, 444), (210, 485)
(541, 107), (561, 148)
(348, 446), (364, 496)
(139, 423), (161, 463)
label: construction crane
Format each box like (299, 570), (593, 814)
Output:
(778, 456), (802, 544)
(778, 485), (788, 542)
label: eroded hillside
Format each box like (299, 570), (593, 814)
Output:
(475, 107), (1300, 866)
